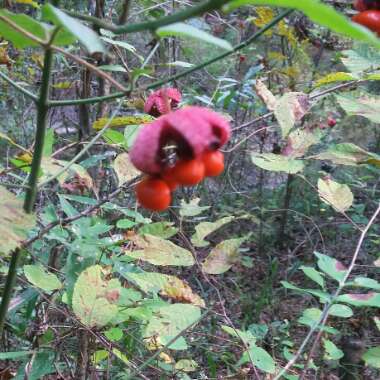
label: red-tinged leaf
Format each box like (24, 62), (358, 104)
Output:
(337, 292), (380, 307)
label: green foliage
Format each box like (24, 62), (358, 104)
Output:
(0, 0), (379, 378)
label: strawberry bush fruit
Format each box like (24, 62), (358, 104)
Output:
(352, 9), (380, 35)
(130, 103), (231, 211)
(169, 158), (206, 186)
(135, 177), (171, 211)
(203, 150), (225, 177)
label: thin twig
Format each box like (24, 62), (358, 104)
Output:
(274, 203), (380, 379)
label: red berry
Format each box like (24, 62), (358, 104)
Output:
(327, 117), (337, 127)
(135, 177), (171, 211)
(352, 10), (380, 35)
(170, 158), (205, 186)
(161, 169), (179, 191)
(202, 150), (225, 177)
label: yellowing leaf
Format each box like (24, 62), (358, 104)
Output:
(52, 81), (72, 89)
(277, 20), (297, 46)
(0, 186), (35, 256)
(160, 276), (205, 307)
(113, 153), (140, 185)
(16, 152), (33, 164)
(282, 129), (321, 158)
(202, 236), (248, 274)
(41, 158), (93, 189)
(92, 115), (154, 130)
(314, 72), (355, 87)
(72, 265), (121, 327)
(175, 359), (198, 372)
(127, 272), (205, 307)
(23, 264), (62, 292)
(15, 0), (40, 8)
(191, 216), (235, 247)
(255, 79), (276, 111)
(126, 234), (194, 266)
(312, 143), (380, 167)
(251, 7), (274, 35)
(159, 352), (174, 364)
(251, 153), (304, 174)
(274, 92), (309, 138)
(318, 177), (353, 213)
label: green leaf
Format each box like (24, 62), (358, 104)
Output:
(300, 266), (325, 288)
(298, 308), (339, 334)
(104, 327), (123, 342)
(281, 281), (331, 302)
(23, 265), (62, 292)
(72, 265), (121, 327)
(298, 307), (322, 327)
(42, 4), (105, 54)
(317, 177), (353, 213)
(14, 351), (55, 380)
(329, 304), (353, 318)
(323, 339), (344, 360)
(157, 22), (233, 51)
(312, 143), (380, 167)
(99, 64), (127, 72)
(341, 46), (380, 74)
(224, 0), (380, 49)
(202, 236), (247, 274)
(362, 346), (380, 368)
(239, 345), (276, 374)
(315, 252), (347, 284)
(251, 153), (304, 174)
(124, 124), (143, 149)
(351, 276), (380, 290)
(179, 198), (210, 218)
(337, 292), (380, 307)
(42, 129), (55, 157)
(336, 93), (380, 123)
(143, 304), (201, 350)
(126, 234), (194, 266)
(191, 216), (235, 247)
(0, 10), (46, 48)
(221, 325), (256, 345)
(0, 351), (34, 360)
(0, 186), (35, 256)
(116, 218), (137, 229)
(138, 222), (178, 239)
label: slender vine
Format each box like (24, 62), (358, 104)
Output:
(48, 9), (293, 108)
(65, 0), (231, 34)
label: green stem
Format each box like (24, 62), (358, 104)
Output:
(0, 70), (38, 102)
(0, 249), (21, 334)
(23, 49), (53, 213)
(66, 0), (229, 34)
(49, 9), (293, 108)
(0, 49), (53, 336)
